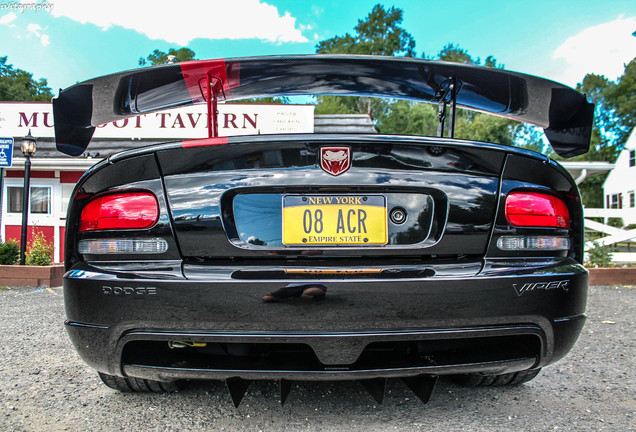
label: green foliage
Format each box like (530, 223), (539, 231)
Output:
(315, 4), (415, 117)
(606, 58), (636, 145)
(429, 43), (504, 69)
(572, 58), (636, 163)
(0, 56), (53, 101)
(25, 231), (54, 266)
(455, 112), (520, 146)
(437, 43), (473, 64)
(314, 96), (359, 115)
(316, 4), (416, 57)
(577, 175), (606, 208)
(0, 239), (19, 265)
(585, 241), (613, 268)
(138, 48), (196, 67)
(229, 96), (290, 104)
(375, 100), (436, 135)
(563, 59), (635, 207)
(607, 218), (624, 228)
(314, 7), (521, 146)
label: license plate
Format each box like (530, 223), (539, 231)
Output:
(282, 195), (387, 246)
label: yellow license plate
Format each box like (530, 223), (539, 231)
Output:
(282, 195), (387, 246)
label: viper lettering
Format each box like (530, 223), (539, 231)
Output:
(513, 280), (569, 296)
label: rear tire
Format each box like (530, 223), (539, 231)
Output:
(98, 372), (185, 392)
(453, 368), (541, 387)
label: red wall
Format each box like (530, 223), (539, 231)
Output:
(6, 170), (56, 178)
(59, 226), (66, 263)
(5, 225), (55, 257)
(60, 171), (85, 183)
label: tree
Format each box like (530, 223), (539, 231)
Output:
(566, 58), (636, 207)
(138, 48), (196, 67)
(316, 4), (415, 57)
(374, 99), (436, 135)
(314, 8), (525, 148)
(228, 96), (290, 104)
(434, 43), (502, 68)
(377, 43), (528, 147)
(608, 58), (636, 144)
(315, 4), (415, 116)
(0, 56), (53, 101)
(579, 58), (636, 155)
(437, 43), (474, 64)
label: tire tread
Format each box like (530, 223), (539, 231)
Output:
(98, 372), (183, 393)
(454, 368), (541, 387)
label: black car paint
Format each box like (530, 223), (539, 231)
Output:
(63, 135), (587, 383)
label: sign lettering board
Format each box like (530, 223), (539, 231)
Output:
(0, 102), (315, 140)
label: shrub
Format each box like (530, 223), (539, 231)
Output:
(0, 239), (19, 265)
(607, 218), (624, 228)
(585, 241), (613, 268)
(25, 231), (54, 266)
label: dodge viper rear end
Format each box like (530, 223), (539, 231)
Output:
(55, 56), (592, 406)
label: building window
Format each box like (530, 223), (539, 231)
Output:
(608, 193), (622, 209)
(630, 191), (635, 208)
(630, 150), (635, 167)
(7, 186), (51, 214)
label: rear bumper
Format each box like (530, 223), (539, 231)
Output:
(64, 258), (587, 381)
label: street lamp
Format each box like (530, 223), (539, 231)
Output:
(19, 130), (36, 265)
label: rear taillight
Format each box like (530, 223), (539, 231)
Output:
(505, 192), (570, 229)
(79, 192), (159, 232)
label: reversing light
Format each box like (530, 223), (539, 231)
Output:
(78, 238), (168, 254)
(80, 192), (159, 232)
(505, 192), (570, 228)
(497, 236), (570, 251)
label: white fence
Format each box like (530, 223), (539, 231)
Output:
(583, 208), (636, 264)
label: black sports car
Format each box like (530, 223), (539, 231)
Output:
(55, 55), (592, 406)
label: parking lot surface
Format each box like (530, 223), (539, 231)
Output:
(0, 284), (634, 431)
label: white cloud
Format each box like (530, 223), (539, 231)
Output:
(553, 16), (636, 86)
(0, 12), (17, 25)
(26, 22), (50, 46)
(27, 22), (41, 36)
(48, 0), (308, 45)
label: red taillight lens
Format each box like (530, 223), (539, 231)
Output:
(505, 192), (570, 229)
(79, 192), (159, 232)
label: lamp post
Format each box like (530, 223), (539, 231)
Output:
(19, 130), (36, 265)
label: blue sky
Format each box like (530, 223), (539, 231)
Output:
(0, 0), (634, 93)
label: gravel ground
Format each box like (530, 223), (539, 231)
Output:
(0, 285), (634, 432)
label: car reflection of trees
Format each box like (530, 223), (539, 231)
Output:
(448, 194), (497, 232)
(393, 210), (430, 244)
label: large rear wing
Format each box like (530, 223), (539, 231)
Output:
(53, 55), (593, 157)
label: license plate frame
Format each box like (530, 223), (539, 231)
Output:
(282, 194), (387, 246)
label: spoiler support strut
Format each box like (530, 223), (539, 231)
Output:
(206, 75), (221, 138)
(436, 77), (457, 139)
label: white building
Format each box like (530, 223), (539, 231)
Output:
(603, 129), (636, 226)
